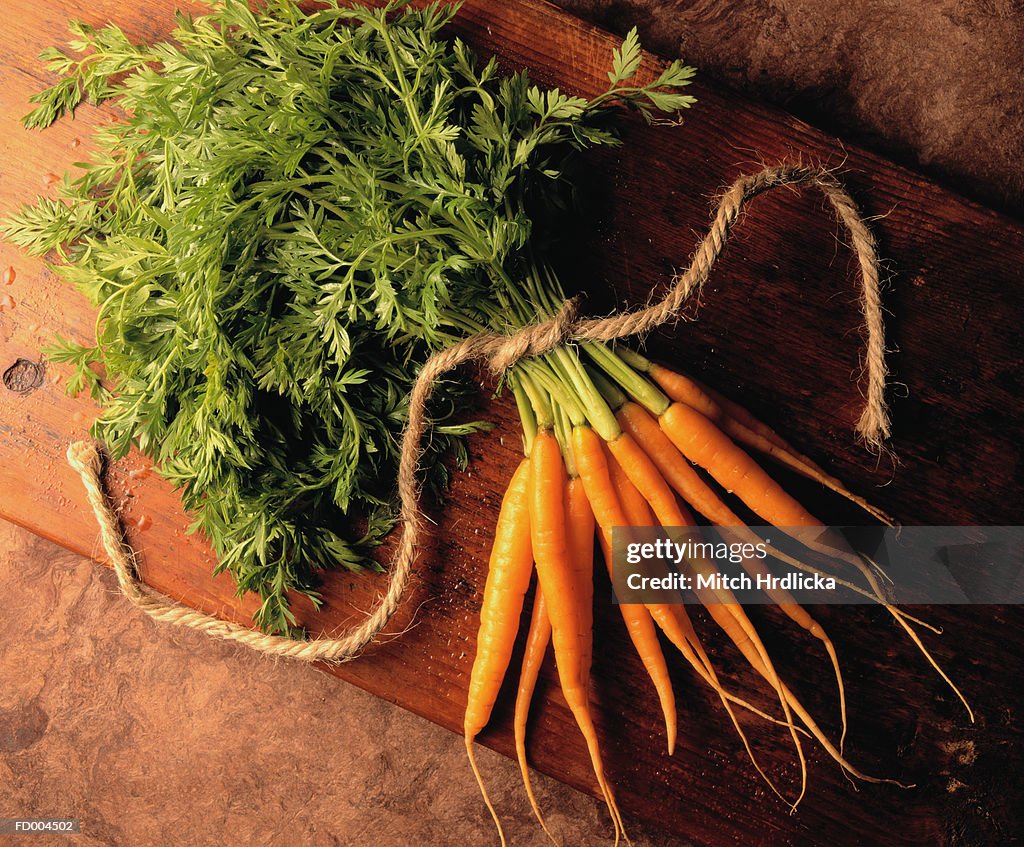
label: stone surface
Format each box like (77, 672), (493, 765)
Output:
(0, 519), (688, 846)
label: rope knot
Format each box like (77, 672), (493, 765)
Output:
(486, 298), (579, 375)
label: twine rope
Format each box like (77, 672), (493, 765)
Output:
(66, 164), (889, 663)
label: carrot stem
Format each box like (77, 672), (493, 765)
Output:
(518, 368), (553, 429)
(552, 346), (621, 441)
(584, 342), (671, 416)
(510, 373), (538, 454)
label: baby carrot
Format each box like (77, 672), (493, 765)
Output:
(574, 424), (794, 783)
(616, 400), (848, 747)
(602, 440), (796, 803)
(603, 427), (810, 807)
(659, 402), (820, 526)
(646, 361), (893, 525)
(531, 428), (624, 844)
(513, 583), (558, 845)
(661, 400), (971, 726)
(595, 528), (678, 756)
(464, 458), (535, 847)
(569, 423), (679, 755)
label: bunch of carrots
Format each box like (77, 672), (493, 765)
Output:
(462, 323), (972, 845)
(10, 1), (964, 836)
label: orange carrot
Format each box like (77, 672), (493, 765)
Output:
(659, 402), (821, 526)
(464, 458), (535, 846)
(564, 419), (678, 756)
(573, 425), (796, 791)
(644, 361), (797, 461)
(658, 399), (905, 603)
(647, 362), (893, 525)
(601, 427), (810, 807)
(530, 429), (624, 843)
(595, 528), (678, 756)
(660, 400), (971, 729)
(604, 442), (799, 801)
(617, 403), (890, 601)
(513, 584), (558, 845)
(617, 400), (848, 747)
(646, 363), (722, 422)
(566, 477), (597, 688)
(616, 400), (733, 525)
(464, 459), (536, 737)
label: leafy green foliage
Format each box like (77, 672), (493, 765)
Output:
(4, 0), (695, 633)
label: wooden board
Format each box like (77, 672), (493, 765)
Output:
(1, 1), (1022, 844)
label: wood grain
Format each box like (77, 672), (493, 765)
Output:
(1, 1), (1021, 844)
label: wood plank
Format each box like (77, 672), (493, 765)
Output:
(1, 1), (1021, 844)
